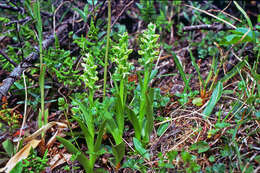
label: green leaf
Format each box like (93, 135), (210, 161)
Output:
(209, 155), (215, 162)
(73, 116), (94, 152)
(254, 155), (260, 163)
(167, 150), (178, 162)
(190, 141), (210, 153)
(84, 4), (89, 16)
(256, 111), (260, 120)
(222, 90), (234, 95)
(133, 137), (150, 160)
(189, 49), (205, 88)
(24, 1), (34, 18)
(56, 136), (92, 173)
(233, 1), (255, 44)
(149, 69), (158, 82)
(181, 151), (192, 163)
(126, 107), (141, 140)
(73, 8), (87, 22)
(220, 59), (246, 83)
(144, 88), (154, 142)
(203, 82), (223, 118)
(72, 98), (94, 137)
(212, 163), (226, 173)
(10, 161), (23, 173)
(157, 122), (169, 137)
(215, 122), (230, 129)
(112, 142), (125, 164)
(94, 120), (107, 152)
(106, 117), (122, 144)
(172, 51), (191, 92)
(192, 97), (203, 106)
(2, 139), (14, 157)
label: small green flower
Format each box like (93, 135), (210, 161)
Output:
(111, 32), (133, 81)
(138, 23), (160, 70)
(81, 53), (99, 89)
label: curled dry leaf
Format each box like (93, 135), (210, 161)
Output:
(49, 153), (72, 170)
(22, 121), (67, 143)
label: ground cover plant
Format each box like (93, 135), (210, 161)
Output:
(0, 0), (259, 172)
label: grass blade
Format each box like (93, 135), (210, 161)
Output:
(126, 107), (141, 140)
(144, 88), (154, 143)
(112, 142), (125, 165)
(172, 51), (191, 92)
(73, 116), (94, 152)
(94, 120), (107, 152)
(133, 137), (150, 160)
(203, 82), (223, 118)
(189, 49), (205, 88)
(220, 59), (246, 83)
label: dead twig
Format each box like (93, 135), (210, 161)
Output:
(183, 24), (234, 32)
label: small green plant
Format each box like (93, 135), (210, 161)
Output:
(0, 101), (22, 129)
(10, 148), (48, 173)
(56, 14), (108, 172)
(128, 23), (159, 143)
(104, 32), (133, 166)
(136, 0), (157, 24)
(56, 44), (106, 173)
(26, 0), (49, 132)
(181, 151), (201, 173)
(45, 38), (81, 87)
(22, 149), (48, 173)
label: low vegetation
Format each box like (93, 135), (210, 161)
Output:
(0, 0), (259, 172)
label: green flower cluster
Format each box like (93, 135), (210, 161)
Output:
(138, 23), (160, 69)
(81, 53), (99, 90)
(111, 32), (133, 81)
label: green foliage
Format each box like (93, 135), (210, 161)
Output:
(57, 116), (107, 173)
(45, 47), (80, 87)
(181, 151), (201, 173)
(190, 141), (210, 153)
(172, 51), (191, 93)
(203, 82), (223, 118)
(157, 122), (169, 137)
(133, 137), (150, 160)
(221, 28), (259, 45)
(1, 1), (259, 172)
(2, 139), (15, 157)
(136, 0), (156, 23)
(74, 18), (105, 66)
(11, 148), (48, 173)
(133, 23), (159, 142)
(0, 101), (22, 129)
(0, 15), (36, 71)
(22, 149), (48, 173)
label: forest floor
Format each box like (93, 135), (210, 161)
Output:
(0, 1), (259, 173)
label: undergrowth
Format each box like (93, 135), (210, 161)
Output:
(0, 0), (259, 172)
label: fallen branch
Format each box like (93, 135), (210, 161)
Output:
(0, 3), (22, 12)
(182, 24), (234, 32)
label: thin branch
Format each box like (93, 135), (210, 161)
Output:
(0, 49), (17, 66)
(111, 0), (135, 28)
(185, 4), (237, 29)
(0, 3), (21, 12)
